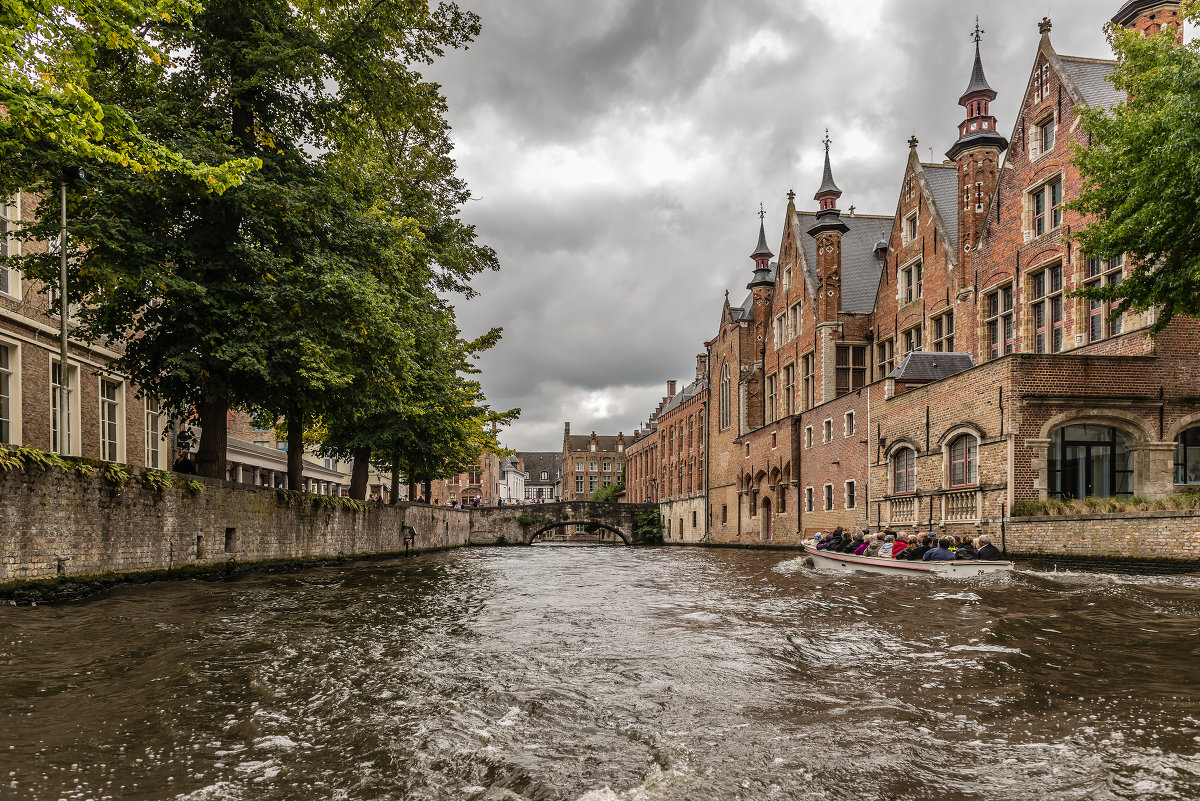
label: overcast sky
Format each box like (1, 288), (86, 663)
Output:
(423, 0), (1145, 453)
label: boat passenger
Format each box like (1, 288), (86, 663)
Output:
(923, 537), (957, 562)
(907, 535), (933, 561)
(975, 535), (1002, 561)
(841, 531), (863, 554)
(865, 534), (883, 557)
(954, 535), (977, 560)
(877, 534), (896, 559)
(853, 532), (873, 556)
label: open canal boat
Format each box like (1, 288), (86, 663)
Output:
(804, 545), (1014, 578)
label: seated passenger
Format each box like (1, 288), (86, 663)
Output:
(974, 534), (1002, 561)
(954, 535), (977, 560)
(907, 535), (933, 561)
(877, 533), (897, 559)
(853, 534), (871, 556)
(865, 534), (883, 557)
(923, 537), (957, 562)
(898, 535), (920, 559)
(841, 531), (863, 554)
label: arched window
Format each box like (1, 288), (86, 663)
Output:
(1049, 425), (1133, 500)
(720, 362), (731, 430)
(1176, 427), (1200, 485)
(892, 448), (916, 494)
(948, 435), (978, 487)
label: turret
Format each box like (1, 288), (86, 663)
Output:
(1113, 1), (1183, 42)
(747, 204), (775, 290)
(807, 132), (848, 322)
(947, 20), (1008, 256)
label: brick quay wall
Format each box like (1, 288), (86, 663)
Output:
(1006, 512), (1200, 564)
(1, 467), (471, 584)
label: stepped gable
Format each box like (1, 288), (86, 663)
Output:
(794, 213), (887, 313)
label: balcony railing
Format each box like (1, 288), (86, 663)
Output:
(888, 496), (916, 525)
(941, 488), (982, 523)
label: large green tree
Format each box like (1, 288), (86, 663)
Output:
(1071, 8), (1200, 331)
(0, 0), (255, 193)
(18, 0), (495, 478)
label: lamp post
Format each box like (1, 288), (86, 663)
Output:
(57, 166), (84, 457)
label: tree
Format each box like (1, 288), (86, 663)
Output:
(0, 0), (255, 194)
(17, 0), (494, 478)
(1071, 10), (1200, 332)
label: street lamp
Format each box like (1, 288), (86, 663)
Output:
(57, 166), (84, 457)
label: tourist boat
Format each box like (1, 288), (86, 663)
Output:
(803, 545), (1013, 577)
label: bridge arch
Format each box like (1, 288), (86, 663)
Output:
(529, 521), (630, 545)
(466, 501), (653, 547)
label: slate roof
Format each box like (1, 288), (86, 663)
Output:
(1113, 0), (1168, 25)
(795, 215), (887, 314)
(659, 378), (708, 416)
(888, 351), (975, 383)
(922, 165), (960, 253)
(752, 221), (774, 258)
(1060, 56), (1124, 110)
(518, 452), (560, 483)
(816, 149), (842, 197)
(733, 263), (777, 321)
(960, 43), (997, 102)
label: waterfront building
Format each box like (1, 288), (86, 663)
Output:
(519, 451), (562, 503)
(497, 455), (527, 504)
(638, 2), (1200, 548)
(560, 424), (630, 501)
(431, 450), (503, 506)
(0, 191), (166, 469)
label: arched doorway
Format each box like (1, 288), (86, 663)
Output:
(1048, 424), (1134, 500)
(760, 497), (772, 543)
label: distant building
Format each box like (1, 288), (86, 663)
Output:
(497, 455), (527, 504)
(560, 424), (629, 501)
(519, 451), (562, 503)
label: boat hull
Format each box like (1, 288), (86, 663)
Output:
(804, 546), (1013, 577)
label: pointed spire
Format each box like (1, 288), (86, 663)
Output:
(751, 206), (773, 259)
(815, 130), (842, 199)
(959, 23), (997, 105)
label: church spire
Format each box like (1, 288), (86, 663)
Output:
(946, 20), (1008, 162)
(814, 130), (842, 210)
(748, 205), (774, 289)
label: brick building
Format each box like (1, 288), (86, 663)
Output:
(0, 191), (166, 469)
(518, 451), (561, 503)
(560, 424), (629, 501)
(430, 451), (503, 506)
(635, 2), (1200, 549)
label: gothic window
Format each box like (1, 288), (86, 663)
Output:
(933, 312), (955, 352)
(892, 448), (916, 495)
(948, 434), (979, 488)
(1048, 425), (1133, 500)
(984, 286), (1016, 360)
(1030, 263), (1065, 353)
(720, 362), (731, 430)
(835, 346), (866, 397)
(1086, 256), (1126, 342)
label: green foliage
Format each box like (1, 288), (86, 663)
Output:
(0, 446), (93, 477)
(276, 488), (366, 513)
(588, 481), (625, 503)
(0, 0), (257, 194)
(179, 478), (205, 496)
(140, 469), (173, 494)
(634, 509), (664, 544)
(1012, 493), (1200, 517)
(517, 514), (537, 527)
(1070, 11), (1200, 332)
(561, 511), (571, 521)
(100, 462), (131, 488)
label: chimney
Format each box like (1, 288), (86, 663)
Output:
(667, 380), (677, 397)
(696, 353), (709, 381)
(564, 422), (570, 435)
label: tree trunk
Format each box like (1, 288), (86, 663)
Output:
(286, 404), (304, 491)
(422, 479), (432, 505)
(408, 478), (417, 503)
(194, 397), (228, 479)
(349, 447), (370, 501)
(389, 444), (401, 505)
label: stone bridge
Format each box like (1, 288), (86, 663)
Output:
(469, 502), (657, 546)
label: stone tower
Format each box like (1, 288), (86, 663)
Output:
(946, 20), (1008, 261)
(807, 132), (849, 324)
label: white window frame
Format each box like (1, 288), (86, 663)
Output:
(0, 193), (21, 300)
(50, 357), (81, 457)
(823, 483), (834, 511)
(0, 338), (21, 445)
(823, 418), (833, 444)
(903, 211), (918, 246)
(845, 411), (856, 437)
(1031, 113), (1056, 159)
(900, 257), (922, 304)
(805, 486), (815, 513)
(1029, 175), (1064, 239)
(145, 396), (164, 469)
(774, 314), (786, 350)
(98, 377), (124, 463)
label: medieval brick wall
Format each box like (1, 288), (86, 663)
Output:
(1007, 510), (1200, 561)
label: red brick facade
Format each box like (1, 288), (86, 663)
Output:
(631, 3), (1200, 553)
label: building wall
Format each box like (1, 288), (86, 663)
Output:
(624, 430), (658, 503)
(1007, 510), (1200, 562)
(561, 425), (628, 501)
(662, 496), (706, 544)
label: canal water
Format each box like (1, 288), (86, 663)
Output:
(2, 547), (1200, 801)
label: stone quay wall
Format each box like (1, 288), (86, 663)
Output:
(1006, 511), (1200, 563)
(0, 467), (470, 583)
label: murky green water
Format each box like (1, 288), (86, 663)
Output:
(2, 546), (1199, 800)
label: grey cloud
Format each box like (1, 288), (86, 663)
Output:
(430, 0), (1125, 450)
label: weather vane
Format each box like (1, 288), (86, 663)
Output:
(759, 203), (766, 222)
(973, 16), (985, 44)
(823, 129), (832, 153)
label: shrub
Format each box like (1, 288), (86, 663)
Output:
(517, 514), (536, 527)
(100, 463), (131, 488)
(141, 469), (174, 494)
(634, 509), (663, 544)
